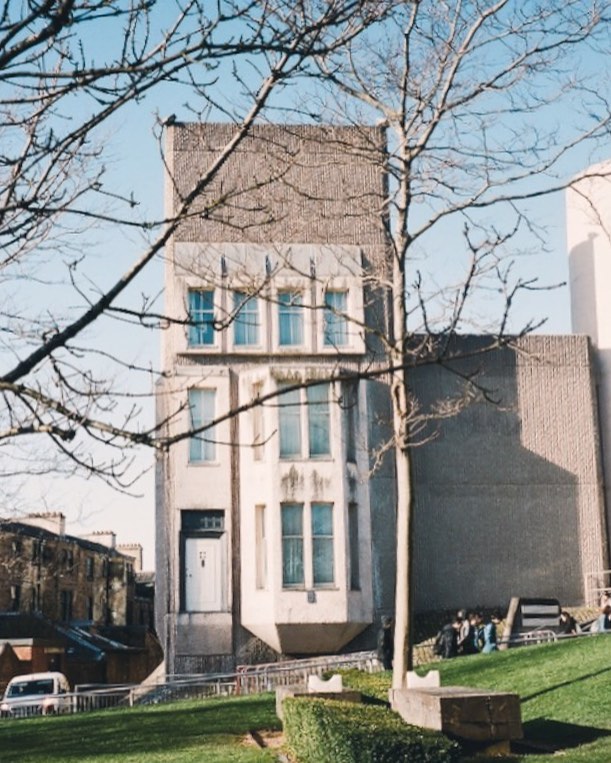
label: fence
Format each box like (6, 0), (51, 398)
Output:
(2, 629), (589, 719)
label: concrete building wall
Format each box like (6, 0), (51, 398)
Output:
(410, 335), (607, 610)
(567, 164), (611, 597)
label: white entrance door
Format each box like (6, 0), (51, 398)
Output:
(185, 537), (223, 612)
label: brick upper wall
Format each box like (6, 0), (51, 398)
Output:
(168, 123), (387, 246)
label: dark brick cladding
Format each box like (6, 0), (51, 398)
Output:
(169, 123), (387, 246)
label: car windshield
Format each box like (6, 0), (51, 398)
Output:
(7, 679), (54, 698)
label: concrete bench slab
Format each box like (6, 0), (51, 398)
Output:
(307, 674), (343, 693)
(406, 670), (440, 688)
(390, 685), (522, 743)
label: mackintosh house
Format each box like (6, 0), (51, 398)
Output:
(155, 123), (608, 674)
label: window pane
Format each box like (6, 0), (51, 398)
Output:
(278, 291), (303, 346)
(343, 382), (358, 463)
(189, 389), (216, 462)
(278, 385), (301, 458)
(282, 504), (304, 586)
(234, 292), (260, 346)
(323, 291), (348, 346)
(348, 502), (360, 590)
(188, 289), (215, 346)
(307, 384), (330, 457)
(312, 503), (334, 586)
(255, 505), (267, 590)
(252, 382), (264, 461)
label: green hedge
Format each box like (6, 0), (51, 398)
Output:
(283, 697), (460, 763)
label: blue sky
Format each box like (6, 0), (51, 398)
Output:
(9, 3), (610, 569)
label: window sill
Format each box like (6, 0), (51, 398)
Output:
(279, 456), (334, 462)
(281, 586), (340, 592)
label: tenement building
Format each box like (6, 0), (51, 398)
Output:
(156, 123), (608, 673)
(0, 513), (138, 625)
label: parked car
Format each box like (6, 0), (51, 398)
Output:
(0, 672), (71, 718)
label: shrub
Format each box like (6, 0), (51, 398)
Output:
(283, 697), (460, 763)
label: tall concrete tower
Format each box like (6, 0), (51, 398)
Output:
(567, 160), (611, 580)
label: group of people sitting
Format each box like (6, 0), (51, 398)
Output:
(433, 609), (502, 659)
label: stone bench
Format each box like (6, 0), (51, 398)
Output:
(390, 685), (522, 752)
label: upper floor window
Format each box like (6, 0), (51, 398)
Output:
(188, 289), (215, 346)
(234, 292), (260, 346)
(278, 385), (301, 458)
(278, 291), (304, 346)
(188, 388), (216, 463)
(278, 382), (331, 459)
(323, 290), (348, 347)
(307, 385), (331, 457)
(86, 557), (94, 580)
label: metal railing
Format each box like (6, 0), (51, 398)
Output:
(5, 626), (598, 720)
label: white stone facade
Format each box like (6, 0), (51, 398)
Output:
(156, 124), (390, 673)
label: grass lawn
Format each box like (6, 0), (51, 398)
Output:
(3, 637), (611, 762)
(342, 635), (611, 762)
(0, 693), (281, 763)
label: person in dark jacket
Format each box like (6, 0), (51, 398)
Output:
(559, 610), (578, 635)
(377, 615), (394, 670)
(434, 617), (461, 659)
(457, 610), (479, 655)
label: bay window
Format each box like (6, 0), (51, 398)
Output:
(278, 382), (331, 459)
(281, 503), (304, 586)
(281, 502), (335, 588)
(312, 502), (334, 585)
(307, 385), (330, 457)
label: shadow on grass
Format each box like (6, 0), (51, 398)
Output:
(521, 663), (611, 703)
(0, 696), (279, 760)
(515, 718), (611, 754)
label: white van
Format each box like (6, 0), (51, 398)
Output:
(0, 672), (71, 717)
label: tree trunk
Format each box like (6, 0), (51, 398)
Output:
(391, 368), (415, 689)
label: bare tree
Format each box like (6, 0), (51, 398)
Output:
(0, 0), (390, 492)
(301, 1), (611, 687)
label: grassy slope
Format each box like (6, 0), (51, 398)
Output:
(343, 636), (611, 762)
(2, 638), (611, 762)
(442, 636), (611, 762)
(0, 694), (281, 763)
